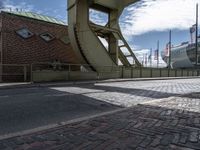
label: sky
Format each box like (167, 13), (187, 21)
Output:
(1, 0), (200, 66)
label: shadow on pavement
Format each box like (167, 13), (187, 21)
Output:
(1, 100), (200, 150)
(0, 87), (121, 136)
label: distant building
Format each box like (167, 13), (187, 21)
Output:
(0, 11), (80, 81)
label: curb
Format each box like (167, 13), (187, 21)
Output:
(0, 76), (199, 90)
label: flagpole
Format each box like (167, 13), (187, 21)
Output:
(196, 3), (198, 65)
(150, 48), (152, 68)
(157, 40), (159, 68)
(169, 30), (172, 69)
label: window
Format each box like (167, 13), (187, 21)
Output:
(16, 28), (34, 39)
(40, 33), (55, 42)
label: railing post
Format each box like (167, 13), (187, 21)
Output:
(23, 65), (27, 82)
(168, 68), (170, 77)
(30, 64), (33, 83)
(68, 64), (71, 81)
(131, 67), (133, 78)
(175, 69), (177, 77)
(122, 66), (124, 78)
(0, 64), (2, 82)
(160, 68), (162, 77)
(140, 67), (142, 78)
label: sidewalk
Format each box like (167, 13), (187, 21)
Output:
(0, 92), (200, 150)
(0, 76), (199, 90)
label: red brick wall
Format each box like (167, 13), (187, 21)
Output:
(1, 12), (80, 65)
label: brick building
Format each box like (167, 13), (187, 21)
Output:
(0, 11), (80, 81)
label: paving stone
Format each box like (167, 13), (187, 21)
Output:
(179, 133), (188, 144)
(160, 134), (174, 146)
(1, 79), (200, 149)
(139, 136), (152, 148)
(172, 133), (180, 144)
(189, 132), (198, 143)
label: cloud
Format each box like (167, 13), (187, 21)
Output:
(0, 1), (3, 8)
(89, 9), (108, 26)
(120, 0), (200, 35)
(1, 0), (34, 12)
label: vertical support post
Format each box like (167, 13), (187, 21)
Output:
(131, 67), (133, 78)
(30, 64), (33, 83)
(68, 64), (71, 81)
(140, 67), (142, 78)
(175, 69), (177, 77)
(0, 64), (2, 82)
(196, 3), (199, 65)
(157, 40), (159, 68)
(24, 65), (27, 82)
(160, 68), (162, 77)
(0, 19), (3, 82)
(121, 66), (124, 78)
(168, 68), (170, 77)
(169, 30), (172, 69)
(150, 48), (152, 68)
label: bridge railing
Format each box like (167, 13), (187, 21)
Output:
(0, 64), (30, 82)
(0, 63), (199, 83)
(30, 62), (200, 82)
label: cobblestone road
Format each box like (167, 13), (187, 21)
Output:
(1, 79), (200, 150)
(51, 78), (200, 107)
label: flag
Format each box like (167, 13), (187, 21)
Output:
(154, 49), (158, 60)
(190, 24), (196, 44)
(190, 24), (196, 33)
(148, 49), (152, 62)
(165, 42), (170, 57)
(145, 53), (148, 65)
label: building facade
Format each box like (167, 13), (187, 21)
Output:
(0, 11), (80, 81)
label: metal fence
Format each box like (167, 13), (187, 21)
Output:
(0, 64), (30, 82)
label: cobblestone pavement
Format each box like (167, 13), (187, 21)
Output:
(1, 92), (200, 150)
(51, 78), (200, 107)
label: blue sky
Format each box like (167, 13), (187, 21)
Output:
(1, 0), (200, 66)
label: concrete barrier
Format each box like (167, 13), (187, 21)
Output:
(132, 68), (141, 78)
(182, 70), (188, 76)
(32, 67), (199, 82)
(141, 68), (151, 78)
(33, 70), (69, 82)
(161, 69), (169, 77)
(69, 71), (97, 80)
(151, 69), (161, 77)
(176, 70), (182, 77)
(99, 72), (121, 80)
(123, 68), (132, 78)
(169, 70), (176, 77)
(188, 70), (193, 76)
